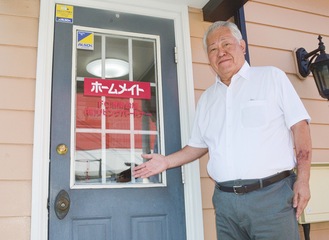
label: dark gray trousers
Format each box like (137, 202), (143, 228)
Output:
(213, 174), (300, 240)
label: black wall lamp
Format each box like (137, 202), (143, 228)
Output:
(295, 35), (329, 100)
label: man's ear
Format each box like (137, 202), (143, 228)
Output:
(240, 39), (246, 53)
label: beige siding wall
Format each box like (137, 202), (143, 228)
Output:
(0, 0), (39, 239)
(189, 0), (329, 239)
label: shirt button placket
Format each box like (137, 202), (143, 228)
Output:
(226, 87), (234, 174)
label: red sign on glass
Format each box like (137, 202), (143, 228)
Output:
(84, 78), (151, 99)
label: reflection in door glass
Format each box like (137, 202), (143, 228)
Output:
(73, 29), (163, 187)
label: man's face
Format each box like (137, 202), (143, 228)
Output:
(206, 27), (246, 84)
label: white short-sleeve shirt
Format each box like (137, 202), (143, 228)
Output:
(188, 62), (310, 182)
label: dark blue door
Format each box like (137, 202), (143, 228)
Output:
(49, 4), (186, 240)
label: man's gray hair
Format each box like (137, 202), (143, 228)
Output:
(203, 21), (243, 50)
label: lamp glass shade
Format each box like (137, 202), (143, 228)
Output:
(310, 59), (329, 100)
(86, 58), (129, 78)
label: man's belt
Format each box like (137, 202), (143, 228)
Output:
(215, 170), (294, 194)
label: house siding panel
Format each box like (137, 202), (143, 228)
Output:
(189, 8), (208, 38)
(0, 77), (36, 110)
(246, 23), (328, 54)
(252, 0), (329, 18)
(192, 64), (215, 91)
(200, 178), (214, 209)
(0, 144), (33, 180)
(0, 110), (34, 144)
(0, 46), (37, 79)
(0, 181), (32, 216)
(202, 209), (216, 240)
(0, 15), (38, 47)
(0, 0), (39, 18)
(0, 217), (31, 240)
(288, 74), (321, 100)
(0, 0), (37, 238)
(310, 125), (329, 149)
(244, 1), (329, 34)
(190, 37), (208, 63)
(249, 46), (294, 72)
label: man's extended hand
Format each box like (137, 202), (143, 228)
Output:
(133, 153), (169, 178)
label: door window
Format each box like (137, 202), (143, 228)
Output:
(72, 27), (164, 188)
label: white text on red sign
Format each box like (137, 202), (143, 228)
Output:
(84, 78), (151, 99)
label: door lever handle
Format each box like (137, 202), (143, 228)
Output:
(54, 190), (70, 220)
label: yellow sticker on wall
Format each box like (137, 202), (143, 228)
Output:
(56, 4), (74, 23)
(77, 31), (94, 50)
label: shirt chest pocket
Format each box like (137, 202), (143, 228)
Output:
(241, 100), (268, 128)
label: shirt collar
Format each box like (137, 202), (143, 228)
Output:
(215, 61), (251, 86)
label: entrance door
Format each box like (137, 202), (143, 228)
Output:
(49, 4), (186, 240)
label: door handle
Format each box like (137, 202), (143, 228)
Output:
(54, 190), (70, 220)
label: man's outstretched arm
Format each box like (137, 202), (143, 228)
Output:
(133, 145), (208, 178)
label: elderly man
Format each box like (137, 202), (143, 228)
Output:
(134, 21), (311, 240)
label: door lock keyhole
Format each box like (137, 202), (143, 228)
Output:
(57, 198), (69, 211)
(54, 190), (70, 220)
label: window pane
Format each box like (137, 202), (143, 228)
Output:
(76, 87), (102, 129)
(75, 133), (102, 183)
(73, 30), (163, 188)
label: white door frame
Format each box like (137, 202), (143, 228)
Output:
(31, 0), (204, 239)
